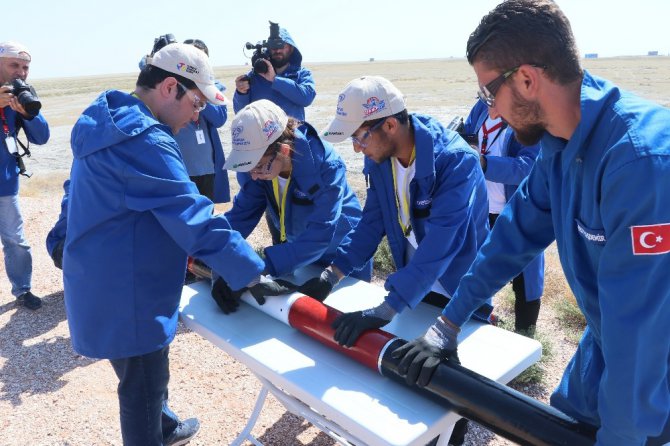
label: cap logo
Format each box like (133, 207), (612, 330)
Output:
(232, 126), (250, 147)
(363, 97), (386, 117)
(176, 62), (199, 75)
(262, 120), (280, 141)
(338, 94), (346, 102)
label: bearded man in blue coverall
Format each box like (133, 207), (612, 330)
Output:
(233, 26), (315, 121)
(0, 41), (49, 311)
(63, 43), (286, 446)
(393, 1), (670, 445)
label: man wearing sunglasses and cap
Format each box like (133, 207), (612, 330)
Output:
(63, 43), (266, 446)
(393, 1), (670, 444)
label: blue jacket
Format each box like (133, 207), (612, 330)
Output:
(198, 83), (230, 203)
(463, 100), (544, 302)
(333, 114), (489, 313)
(233, 28), (316, 121)
(226, 122), (371, 280)
(46, 179), (69, 256)
(0, 107), (49, 196)
(64, 90), (264, 359)
(444, 71), (670, 445)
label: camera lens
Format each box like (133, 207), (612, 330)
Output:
(253, 58), (269, 74)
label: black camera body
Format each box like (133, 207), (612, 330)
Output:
(152, 33), (177, 56)
(9, 78), (41, 118)
(245, 21), (284, 75)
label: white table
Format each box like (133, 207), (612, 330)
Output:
(179, 269), (542, 446)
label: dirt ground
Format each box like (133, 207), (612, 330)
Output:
(1, 57), (668, 445)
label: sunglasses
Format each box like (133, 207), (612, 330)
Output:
(477, 64), (547, 108)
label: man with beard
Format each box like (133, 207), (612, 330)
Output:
(392, 1), (670, 445)
(233, 26), (315, 121)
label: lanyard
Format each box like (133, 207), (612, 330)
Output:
(391, 146), (416, 237)
(480, 120), (505, 155)
(0, 108), (10, 136)
(271, 173), (292, 243)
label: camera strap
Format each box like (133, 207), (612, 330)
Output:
(0, 107), (32, 177)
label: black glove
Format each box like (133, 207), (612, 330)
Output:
(297, 269), (339, 302)
(331, 311), (389, 347)
(247, 278), (297, 305)
(211, 277), (245, 314)
(391, 317), (460, 387)
(51, 239), (65, 270)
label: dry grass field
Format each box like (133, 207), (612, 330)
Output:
(1, 56), (668, 445)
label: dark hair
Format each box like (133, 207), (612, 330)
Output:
(263, 117), (299, 156)
(184, 39), (208, 56)
(466, 0), (582, 84)
(136, 65), (197, 99)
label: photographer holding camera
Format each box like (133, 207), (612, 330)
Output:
(234, 23), (315, 121)
(0, 41), (50, 310)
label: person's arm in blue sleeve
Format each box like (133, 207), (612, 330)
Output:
(462, 100), (487, 135)
(264, 160), (344, 277)
(123, 141), (264, 290)
(593, 156), (670, 445)
(443, 151), (555, 326)
(46, 179), (69, 260)
(20, 111), (50, 144)
(272, 68), (316, 108)
(332, 168), (386, 276)
(383, 150), (484, 313)
(224, 173), (267, 239)
(484, 136), (540, 186)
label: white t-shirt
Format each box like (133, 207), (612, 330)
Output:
(392, 157), (451, 298)
(478, 116), (507, 214)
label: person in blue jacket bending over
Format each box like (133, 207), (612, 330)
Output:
(0, 41), (50, 310)
(462, 99), (544, 333)
(211, 99), (371, 313)
(63, 43), (286, 446)
(393, 1), (670, 445)
(233, 26), (315, 122)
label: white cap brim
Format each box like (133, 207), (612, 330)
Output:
(197, 82), (227, 106)
(223, 147), (266, 172)
(321, 118), (361, 143)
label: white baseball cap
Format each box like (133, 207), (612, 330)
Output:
(0, 41), (31, 61)
(148, 43), (225, 105)
(321, 76), (406, 143)
(224, 100), (288, 172)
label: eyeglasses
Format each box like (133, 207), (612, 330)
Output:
(477, 67), (520, 108)
(477, 64), (547, 108)
(350, 117), (388, 148)
(250, 150), (279, 175)
(176, 81), (207, 113)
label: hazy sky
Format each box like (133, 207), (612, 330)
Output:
(11, 0), (670, 79)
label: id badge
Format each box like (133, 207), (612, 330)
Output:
(195, 129), (206, 145)
(4, 135), (18, 155)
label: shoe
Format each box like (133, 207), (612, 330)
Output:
(165, 418), (200, 446)
(17, 291), (42, 310)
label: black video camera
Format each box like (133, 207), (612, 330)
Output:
(151, 33), (177, 56)
(244, 21), (284, 75)
(7, 79), (41, 118)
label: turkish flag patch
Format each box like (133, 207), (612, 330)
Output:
(631, 223), (670, 255)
